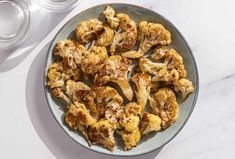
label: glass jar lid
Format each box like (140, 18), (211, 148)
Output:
(0, 0), (30, 49)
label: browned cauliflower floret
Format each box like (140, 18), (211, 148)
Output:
(47, 62), (80, 88)
(81, 46), (108, 75)
(173, 78), (194, 101)
(122, 21), (171, 58)
(64, 103), (92, 145)
(65, 102), (97, 126)
(149, 88), (178, 129)
(52, 87), (72, 105)
(83, 86), (123, 123)
(73, 43), (89, 66)
(124, 102), (142, 116)
(119, 113), (140, 132)
(54, 39), (76, 68)
(76, 19), (103, 44)
(151, 46), (169, 60)
(164, 49), (187, 78)
(152, 68), (180, 84)
(103, 6), (120, 29)
(47, 63), (66, 88)
(88, 118), (116, 151)
(96, 25), (115, 47)
(95, 55), (134, 101)
(119, 102), (141, 132)
(110, 13), (137, 54)
(117, 128), (141, 151)
(131, 73), (151, 110)
(140, 112), (161, 135)
(65, 80), (90, 102)
(139, 57), (166, 75)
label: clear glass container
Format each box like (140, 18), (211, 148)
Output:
(32, 0), (79, 12)
(0, 0), (30, 49)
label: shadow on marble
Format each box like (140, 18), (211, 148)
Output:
(0, 11), (68, 73)
(25, 44), (162, 159)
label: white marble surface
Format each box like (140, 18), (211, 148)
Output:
(0, 0), (235, 158)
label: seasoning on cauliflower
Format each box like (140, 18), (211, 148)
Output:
(47, 62), (80, 88)
(54, 39), (76, 68)
(119, 102), (141, 132)
(76, 19), (103, 44)
(73, 43), (89, 66)
(64, 104), (92, 145)
(65, 80), (90, 102)
(83, 86), (123, 122)
(119, 113), (140, 132)
(173, 78), (194, 101)
(122, 21), (171, 58)
(65, 102), (97, 126)
(117, 127), (141, 151)
(149, 88), (178, 129)
(110, 13), (137, 54)
(80, 46), (108, 75)
(52, 87), (72, 105)
(94, 55), (134, 101)
(152, 68), (180, 84)
(96, 25), (115, 47)
(124, 102), (142, 116)
(139, 57), (166, 76)
(140, 112), (161, 135)
(164, 49), (187, 78)
(103, 6), (120, 29)
(131, 73), (151, 110)
(64, 102), (97, 144)
(88, 118), (116, 151)
(151, 46), (169, 61)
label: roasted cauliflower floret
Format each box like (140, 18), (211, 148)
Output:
(83, 86), (123, 122)
(124, 102), (142, 116)
(47, 63), (66, 88)
(173, 78), (194, 101)
(65, 102), (97, 126)
(119, 102), (141, 132)
(140, 112), (161, 135)
(65, 80), (90, 102)
(149, 88), (178, 129)
(73, 43), (89, 66)
(76, 19), (103, 44)
(110, 13), (137, 54)
(81, 46), (108, 75)
(164, 49), (187, 78)
(105, 102), (124, 124)
(152, 68), (180, 84)
(54, 39), (76, 68)
(88, 118), (116, 151)
(64, 104), (91, 145)
(151, 46), (169, 60)
(96, 25), (115, 47)
(122, 21), (171, 58)
(119, 114), (140, 132)
(52, 87), (72, 105)
(131, 73), (151, 110)
(103, 6), (120, 29)
(47, 62), (80, 88)
(95, 55), (134, 100)
(139, 57), (166, 75)
(118, 128), (141, 151)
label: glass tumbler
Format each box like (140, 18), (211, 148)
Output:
(32, 0), (79, 12)
(0, 0), (30, 49)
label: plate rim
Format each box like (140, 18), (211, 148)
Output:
(43, 2), (199, 157)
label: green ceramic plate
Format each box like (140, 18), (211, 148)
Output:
(44, 3), (199, 157)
